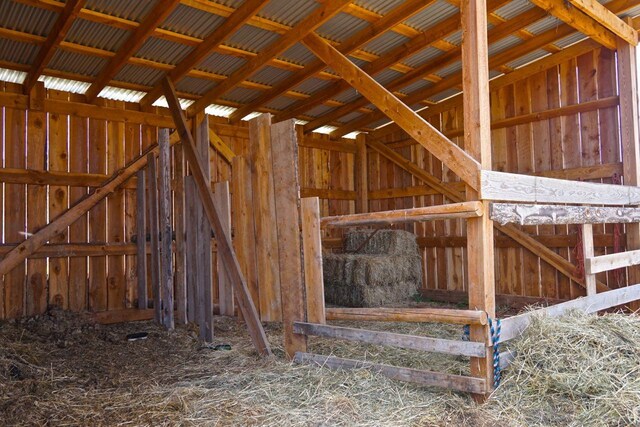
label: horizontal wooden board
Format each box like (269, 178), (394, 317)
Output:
(490, 203), (640, 225)
(586, 249), (640, 275)
(325, 307), (487, 325)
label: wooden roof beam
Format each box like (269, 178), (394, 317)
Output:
(226, 0), (436, 124)
(185, 0), (354, 118)
(528, 0), (617, 49)
(85, 0), (181, 102)
(140, 0), (269, 108)
(302, 33), (481, 189)
(568, 0), (638, 45)
(23, 0), (86, 92)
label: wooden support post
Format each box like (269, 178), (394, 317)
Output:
(184, 177), (197, 322)
(301, 197), (325, 324)
(582, 224), (597, 296)
(147, 153), (161, 323)
(214, 181), (234, 317)
(162, 77), (271, 356)
(271, 119), (307, 357)
(174, 144), (187, 324)
(355, 133), (368, 213)
(158, 129), (174, 329)
(462, 0), (495, 398)
(618, 31), (640, 308)
(136, 170), (148, 309)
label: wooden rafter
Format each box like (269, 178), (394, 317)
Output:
(227, 0), (436, 123)
(23, 0), (86, 92)
(84, 0), (181, 102)
(528, 0), (617, 49)
(302, 32), (481, 189)
(185, 0), (354, 118)
(568, 0), (638, 45)
(140, 0), (270, 108)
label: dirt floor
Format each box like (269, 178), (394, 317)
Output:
(1, 307), (638, 426)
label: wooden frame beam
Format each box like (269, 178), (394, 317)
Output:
(325, 307), (488, 325)
(185, 0), (353, 118)
(84, 0), (181, 102)
(491, 203), (640, 226)
(23, 0), (86, 92)
(140, 0), (269, 108)
(302, 32), (481, 189)
(162, 77), (271, 356)
(568, 0), (638, 45)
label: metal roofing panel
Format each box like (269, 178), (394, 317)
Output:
(292, 77), (333, 95)
(66, 18), (131, 52)
(428, 87), (460, 103)
(338, 110), (363, 124)
(375, 68), (403, 86)
(84, 0), (160, 22)
(401, 46), (444, 69)
(333, 87), (361, 104)
(362, 31), (410, 56)
(175, 76), (217, 96)
(0, 67), (26, 84)
(506, 49), (550, 69)
(436, 60), (462, 79)
(0, 1), (58, 37)
(113, 63), (164, 87)
(0, 38), (39, 65)
(48, 49), (107, 77)
(41, 76), (90, 95)
(249, 65), (294, 86)
(404, 0), (458, 32)
(222, 86), (262, 104)
(493, 0), (535, 20)
(264, 95), (298, 111)
(279, 43), (317, 66)
(99, 86), (146, 102)
(525, 15), (561, 35)
(488, 35), (522, 56)
(258, 0), (319, 27)
(621, 4), (640, 18)
(225, 24), (281, 53)
(354, 0), (406, 15)
(161, 4), (227, 39)
(554, 32), (587, 49)
(316, 12), (370, 43)
(306, 104), (334, 118)
(369, 117), (391, 129)
(134, 37), (194, 65)
(197, 52), (247, 76)
(397, 78), (432, 96)
(444, 29), (462, 47)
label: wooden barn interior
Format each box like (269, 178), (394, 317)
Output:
(1, 0), (640, 398)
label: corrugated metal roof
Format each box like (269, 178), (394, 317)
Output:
(397, 78), (432, 95)
(197, 52), (247, 76)
(0, 38), (39, 65)
(258, 0), (320, 27)
(225, 24), (281, 53)
(428, 87), (460, 103)
(48, 50), (107, 76)
(488, 35), (522, 56)
(113, 63), (164, 87)
(404, 0), (458, 32)
(292, 77), (333, 95)
(436, 60), (462, 79)
(493, 0), (535, 20)
(525, 15), (561, 35)
(375, 68), (403, 86)
(0, 1), (58, 37)
(444, 29), (463, 47)
(41, 76), (90, 94)
(506, 48), (550, 69)
(0, 67), (26, 84)
(279, 43), (317, 66)
(362, 31), (410, 56)
(264, 95), (298, 111)
(249, 65), (294, 86)
(306, 104), (335, 118)
(402, 46), (445, 69)
(134, 37), (193, 65)
(99, 86), (146, 102)
(175, 76), (217, 95)
(355, 0), (406, 15)
(66, 18), (131, 52)
(338, 110), (363, 123)
(161, 3), (227, 40)
(554, 32), (587, 49)
(84, 0), (160, 22)
(316, 12), (370, 43)
(333, 87), (361, 104)
(222, 86), (262, 104)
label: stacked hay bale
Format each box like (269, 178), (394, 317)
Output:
(323, 229), (422, 307)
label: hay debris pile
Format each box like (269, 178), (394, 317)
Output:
(484, 310), (640, 426)
(323, 229), (422, 307)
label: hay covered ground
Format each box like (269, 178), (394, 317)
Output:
(1, 308), (639, 426)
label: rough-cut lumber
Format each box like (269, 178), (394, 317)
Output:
(321, 202), (483, 228)
(302, 32), (481, 190)
(294, 352), (486, 394)
(0, 167), (138, 188)
(135, 171), (148, 309)
(162, 77), (271, 356)
(300, 188), (356, 200)
(301, 197), (325, 324)
(586, 249), (640, 275)
(354, 134), (368, 213)
(567, 0), (637, 45)
(293, 322), (485, 357)
(480, 170), (640, 205)
(208, 129), (236, 163)
(174, 145), (187, 324)
(214, 181), (233, 317)
(490, 203), (640, 225)
(325, 307), (487, 326)
(419, 288), (568, 309)
(499, 283), (640, 343)
(0, 131), (178, 277)
(184, 177), (197, 323)
(147, 153), (161, 323)
(582, 224), (597, 296)
(158, 129), (174, 329)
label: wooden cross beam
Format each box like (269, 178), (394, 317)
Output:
(139, 0), (270, 108)
(302, 32), (481, 190)
(161, 77), (271, 356)
(0, 132), (179, 277)
(185, 0), (353, 118)
(84, 0), (181, 102)
(568, 0), (638, 45)
(23, 0), (86, 92)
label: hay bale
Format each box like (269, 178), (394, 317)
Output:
(323, 229), (422, 307)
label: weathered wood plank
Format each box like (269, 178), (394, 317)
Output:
(147, 152), (161, 323)
(490, 203), (640, 225)
(184, 176), (197, 323)
(293, 322), (485, 357)
(135, 171), (148, 309)
(293, 352), (486, 394)
(499, 283), (640, 343)
(355, 134), (368, 213)
(158, 129), (174, 329)
(582, 224), (597, 296)
(325, 307), (487, 325)
(321, 202), (483, 228)
(174, 144), (187, 323)
(301, 197), (325, 324)
(214, 181), (233, 317)
(586, 249), (640, 275)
